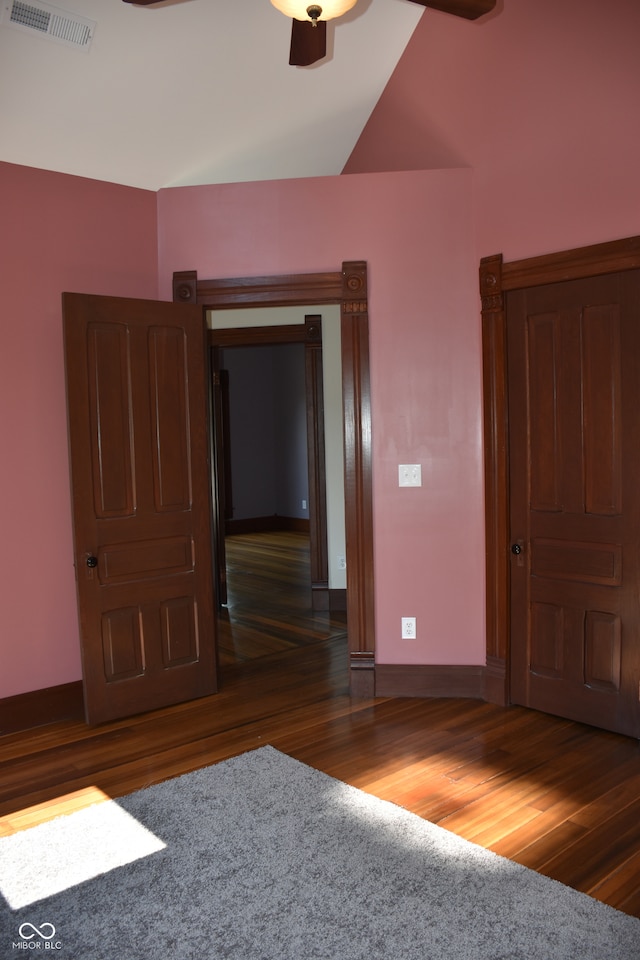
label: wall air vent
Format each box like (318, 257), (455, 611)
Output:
(1, 0), (95, 51)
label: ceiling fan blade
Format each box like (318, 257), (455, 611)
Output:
(410, 0), (496, 19)
(122, 1), (163, 5)
(289, 18), (327, 66)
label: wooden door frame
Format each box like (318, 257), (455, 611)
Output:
(173, 263), (375, 696)
(480, 235), (640, 706)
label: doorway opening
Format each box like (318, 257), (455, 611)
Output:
(173, 262), (375, 696)
(212, 334), (347, 670)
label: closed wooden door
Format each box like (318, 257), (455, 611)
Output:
(507, 271), (640, 738)
(64, 293), (218, 724)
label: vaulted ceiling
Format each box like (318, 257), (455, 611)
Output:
(0, 0), (430, 190)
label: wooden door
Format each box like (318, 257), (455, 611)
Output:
(63, 293), (218, 724)
(507, 271), (640, 737)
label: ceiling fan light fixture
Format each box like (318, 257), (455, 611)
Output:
(270, 0), (357, 23)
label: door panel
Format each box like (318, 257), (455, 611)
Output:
(508, 271), (640, 737)
(87, 322), (135, 516)
(64, 293), (218, 724)
(149, 325), (192, 511)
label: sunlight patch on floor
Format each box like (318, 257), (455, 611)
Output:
(0, 790), (166, 909)
(0, 786), (113, 837)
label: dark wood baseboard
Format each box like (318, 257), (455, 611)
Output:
(329, 588), (347, 612)
(0, 681), (84, 735)
(2, 661), (486, 734)
(225, 516), (310, 536)
(484, 655), (509, 705)
(375, 664), (485, 699)
(2, 661), (484, 734)
(311, 582), (329, 610)
(349, 652), (376, 697)
(311, 587), (347, 612)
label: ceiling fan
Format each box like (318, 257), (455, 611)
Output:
(122, 0), (497, 66)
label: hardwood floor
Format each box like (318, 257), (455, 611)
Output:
(217, 531), (348, 665)
(1, 532), (639, 919)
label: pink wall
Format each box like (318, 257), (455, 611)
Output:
(344, 0), (640, 262)
(157, 170), (485, 667)
(0, 162), (158, 698)
(157, 0), (640, 672)
(5, 0), (640, 700)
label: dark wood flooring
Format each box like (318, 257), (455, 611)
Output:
(1, 531), (639, 919)
(216, 531), (348, 665)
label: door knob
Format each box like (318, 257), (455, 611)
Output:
(511, 543), (522, 555)
(86, 555), (98, 568)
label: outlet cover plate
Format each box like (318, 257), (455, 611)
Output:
(401, 616), (416, 639)
(399, 464), (422, 487)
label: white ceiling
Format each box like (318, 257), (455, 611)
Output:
(0, 0), (425, 190)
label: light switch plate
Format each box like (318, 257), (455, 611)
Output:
(399, 464), (422, 487)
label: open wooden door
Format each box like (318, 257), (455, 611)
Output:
(63, 293), (218, 724)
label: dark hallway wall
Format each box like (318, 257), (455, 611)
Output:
(221, 343), (308, 523)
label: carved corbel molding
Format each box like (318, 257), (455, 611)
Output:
(479, 255), (504, 315)
(172, 270), (198, 304)
(342, 261), (368, 314)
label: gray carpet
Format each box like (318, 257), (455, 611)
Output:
(1, 745), (638, 959)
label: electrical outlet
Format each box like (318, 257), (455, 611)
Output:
(302, 499), (307, 510)
(399, 464), (422, 487)
(401, 616), (416, 639)
(337, 555), (346, 570)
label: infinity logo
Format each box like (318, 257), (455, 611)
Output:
(18, 923), (56, 941)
